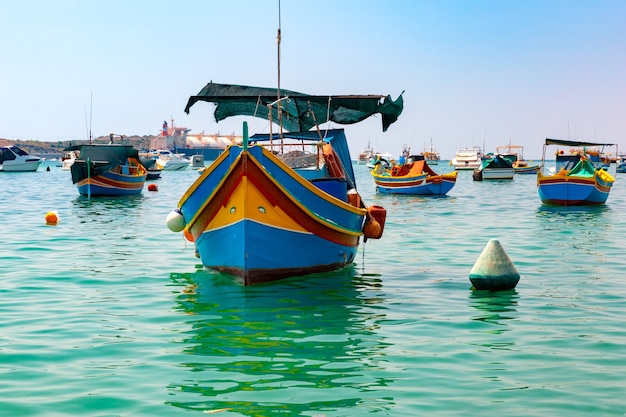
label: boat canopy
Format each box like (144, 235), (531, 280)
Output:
(185, 82), (404, 132)
(545, 138), (615, 147)
(72, 144), (140, 181)
(568, 157), (597, 177)
(251, 129), (357, 188)
(77, 144), (139, 163)
(482, 155), (513, 169)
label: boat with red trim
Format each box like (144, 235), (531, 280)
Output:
(537, 138), (617, 206)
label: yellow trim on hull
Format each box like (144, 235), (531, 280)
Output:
(207, 175), (309, 233)
(182, 144), (366, 237)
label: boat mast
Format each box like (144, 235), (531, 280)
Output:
(85, 92), (93, 144)
(276, 0), (283, 142)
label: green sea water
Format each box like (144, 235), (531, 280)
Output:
(1, 160), (625, 416)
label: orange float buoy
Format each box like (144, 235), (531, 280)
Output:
(45, 211), (59, 225)
(362, 205), (386, 240)
(148, 183), (158, 192)
(183, 229), (195, 242)
(368, 205), (386, 230)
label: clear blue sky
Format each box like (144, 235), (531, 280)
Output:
(1, 0), (625, 159)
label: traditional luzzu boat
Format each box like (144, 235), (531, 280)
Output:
(512, 161), (540, 174)
(496, 144), (540, 174)
(472, 154), (515, 181)
(70, 142), (147, 196)
(166, 82), (403, 285)
(371, 155), (457, 195)
(537, 138), (617, 206)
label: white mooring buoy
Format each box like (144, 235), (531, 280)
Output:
(469, 239), (520, 290)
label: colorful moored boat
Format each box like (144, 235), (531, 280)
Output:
(537, 138), (617, 206)
(70, 144), (147, 196)
(371, 156), (457, 195)
(472, 154), (515, 181)
(168, 82), (403, 285)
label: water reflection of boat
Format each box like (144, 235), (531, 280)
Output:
(167, 269), (390, 415)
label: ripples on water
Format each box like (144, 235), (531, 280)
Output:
(1, 162), (626, 416)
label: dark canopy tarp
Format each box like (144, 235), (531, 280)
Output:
(184, 82), (404, 132)
(71, 145), (139, 184)
(545, 138), (615, 147)
(483, 154), (513, 169)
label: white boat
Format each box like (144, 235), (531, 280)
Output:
(0, 145), (43, 172)
(451, 147), (481, 170)
(356, 141), (374, 164)
(61, 150), (79, 171)
(153, 149), (190, 171)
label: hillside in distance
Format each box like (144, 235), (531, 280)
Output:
(0, 135), (155, 157)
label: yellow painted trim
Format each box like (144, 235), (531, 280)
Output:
(207, 175), (309, 232)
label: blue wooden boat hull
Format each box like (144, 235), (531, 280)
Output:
(195, 219), (358, 282)
(375, 177), (455, 195)
(537, 175), (612, 206)
(372, 160), (457, 195)
(513, 165), (540, 174)
(75, 169), (146, 196)
(177, 130), (373, 285)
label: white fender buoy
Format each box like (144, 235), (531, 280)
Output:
(469, 239), (520, 290)
(166, 209), (186, 232)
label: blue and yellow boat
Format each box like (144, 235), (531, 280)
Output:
(371, 156), (457, 195)
(70, 143), (147, 196)
(537, 138), (616, 206)
(168, 82), (403, 284)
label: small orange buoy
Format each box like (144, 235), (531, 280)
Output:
(184, 229), (195, 242)
(45, 211), (59, 225)
(362, 205), (386, 240)
(148, 183), (158, 192)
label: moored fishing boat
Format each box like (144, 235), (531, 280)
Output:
(537, 138), (617, 206)
(70, 142), (147, 196)
(472, 154), (515, 181)
(371, 154), (457, 195)
(422, 140), (440, 165)
(139, 156), (162, 180)
(356, 141), (374, 164)
(512, 162), (540, 174)
(167, 82), (403, 285)
(496, 144), (540, 174)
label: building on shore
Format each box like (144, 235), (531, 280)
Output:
(150, 119), (241, 161)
